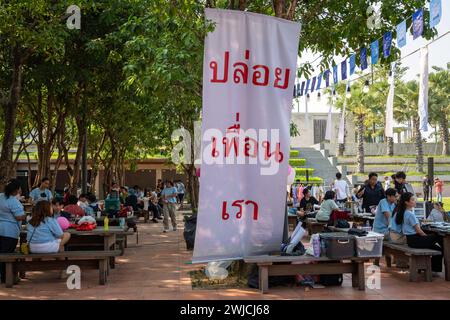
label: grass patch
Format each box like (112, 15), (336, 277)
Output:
(416, 197), (450, 209)
(295, 168), (314, 175)
(290, 150), (300, 158)
(295, 176), (323, 183)
(289, 158), (306, 166)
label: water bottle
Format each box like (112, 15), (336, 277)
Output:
(104, 216), (109, 231)
(365, 220), (371, 232)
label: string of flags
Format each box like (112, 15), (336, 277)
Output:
(293, 0), (442, 98)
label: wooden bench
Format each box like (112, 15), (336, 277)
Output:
(383, 242), (441, 282)
(244, 254), (374, 293)
(305, 218), (327, 236)
(0, 250), (121, 288)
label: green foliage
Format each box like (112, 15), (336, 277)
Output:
(289, 158), (306, 167)
(295, 176), (323, 184)
(290, 150), (300, 158)
(294, 168), (314, 175)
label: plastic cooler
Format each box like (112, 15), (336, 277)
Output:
(319, 233), (355, 259)
(355, 231), (384, 257)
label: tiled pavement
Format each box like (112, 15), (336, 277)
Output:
(1, 210), (450, 300)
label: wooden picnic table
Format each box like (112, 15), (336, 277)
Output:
(20, 226), (132, 269)
(421, 225), (450, 281)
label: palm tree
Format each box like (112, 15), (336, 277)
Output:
(335, 81), (376, 173)
(429, 63), (450, 155)
(396, 80), (424, 172)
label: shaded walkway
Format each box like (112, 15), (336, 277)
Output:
(1, 209), (450, 300)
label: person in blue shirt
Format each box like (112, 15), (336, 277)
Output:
(394, 192), (443, 274)
(161, 181), (178, 233)
(29, 177), (53, 204)
(373, 188), (397, 239)
(27, 201), (70, 253)
(0, 179), (26, 283)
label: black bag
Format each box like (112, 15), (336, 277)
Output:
(348, 228), (368, 237)
(126, 217), (138, 232)
(183, 215), (197, 250)
(319, 274), (343, 286)
(336, 219), (350, 228)
(281, 241), (306, 256)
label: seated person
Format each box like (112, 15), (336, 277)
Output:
(315, 191), (339, 223)
(77, 193), (94, 217)
(87, 193), (99, 213)
(373, 188), (397, 239)
(299, 188), (319, 213)
(27, 201), (71, 253)
(389, 209), (406, 245)
(64, 195), (85, 218)
(428, 202), (448, 222)
(395, 192), (443, 274)
(125, 188), (139, 212)
(148, 190), (163, 222)
(51, 198), (71, 220)
(77, 194), (89, 210)
(296, 188), (319, 227)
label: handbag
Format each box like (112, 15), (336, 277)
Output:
(21, 227), (36, 255)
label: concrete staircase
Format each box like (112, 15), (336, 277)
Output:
(292, 146), (349, 186)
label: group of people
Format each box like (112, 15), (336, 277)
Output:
(106, 179), (184, 232)
(290, 170), (447, 275)
(373, 190), (445, 274)
(0, 179), (73, 283)
(0, 177), (187, 283)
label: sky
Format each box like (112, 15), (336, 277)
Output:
(294, 0), (450, 114)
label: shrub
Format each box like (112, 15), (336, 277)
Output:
(290, 150), (299, 157)
(294, 168), (314, 175)
(289, 158), (306, 167)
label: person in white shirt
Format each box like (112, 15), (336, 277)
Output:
(384, 176), (391, 191)
(332, 172), (349, 205)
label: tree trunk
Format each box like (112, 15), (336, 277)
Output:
(71, 116), (86, 194)
(356, 115), (365, 174)
(386, 137), (394, 156)
(439, 117), (450, 156)
(0, 46), (23, 189)
(413, 117), (424, 172)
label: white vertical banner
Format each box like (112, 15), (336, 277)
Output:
(337, 97), (346, 144)
(418, 46), (429, 132)
(193, 9), (301, 262)
(385, 62), (396, 138)
(325, 102), (333, 141)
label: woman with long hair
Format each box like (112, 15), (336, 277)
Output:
(0, 179), (26, 283)
(392, 192), (443, 274)
(27, 201), (71, 253)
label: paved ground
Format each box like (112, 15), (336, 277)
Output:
(1, 209), (450, 300)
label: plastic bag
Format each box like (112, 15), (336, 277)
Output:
(205, 261), (232, 280)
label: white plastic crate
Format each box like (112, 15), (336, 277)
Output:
(355, 231), (384, 257)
